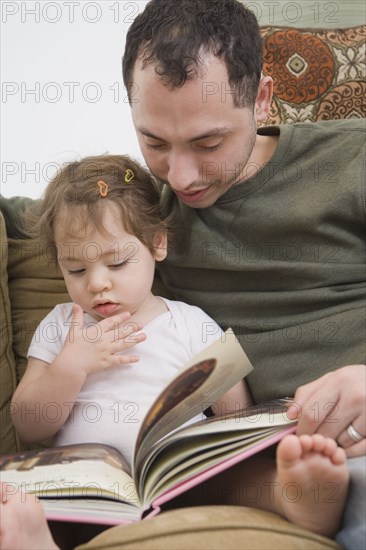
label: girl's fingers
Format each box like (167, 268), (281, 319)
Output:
(102, 311), (132, 331)
(117, 354), (140, 365)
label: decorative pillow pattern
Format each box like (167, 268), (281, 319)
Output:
(259, 25), (365, 124)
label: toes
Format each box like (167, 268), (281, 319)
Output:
(277, 434), (302, 466)
(300, 434), (345, 463)
(299, 434), (337, 456)
(332, 446), (347, 465)
(297, 433), (327, 454)
(309, 433), (328, 452)
(321, 437), (338, 457)
(278, 433), (347, 468)
(298, 434), (313, 452)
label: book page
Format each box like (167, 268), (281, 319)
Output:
(0, 443), (139, 506)
(151, 425), (296, 510)
(139, 400), (295, 502)
(134, 329), (253, 477)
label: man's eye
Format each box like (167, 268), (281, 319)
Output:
(198, 143), (222, 151)
(146, 143), (163, 151)
(145, 142), (165, 150)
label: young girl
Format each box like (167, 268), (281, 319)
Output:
(3, 154), (349, 549)
(11, 154), (247, 464)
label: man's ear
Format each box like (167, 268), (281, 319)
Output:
(254, 76), (273, 122)
(153, 231), (168, 261)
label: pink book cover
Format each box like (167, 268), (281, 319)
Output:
(42, 425), (296, 526)
(1, 335), (293, 527)
(146, 424), (297, 518)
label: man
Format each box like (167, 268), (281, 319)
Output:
(122, 0), (365, 548)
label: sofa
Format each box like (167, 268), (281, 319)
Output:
(1, 12), (365, 550)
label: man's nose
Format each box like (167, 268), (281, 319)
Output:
(167, 152), (200, 192)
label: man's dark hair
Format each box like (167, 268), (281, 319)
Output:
(122, 0), (263, 108)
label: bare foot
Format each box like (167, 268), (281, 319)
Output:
(0, 484), (58, 550)
(276, 434), (349, 537)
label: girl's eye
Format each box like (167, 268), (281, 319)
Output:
(109, 261), (126, 269)
(67, 268), (85, 275)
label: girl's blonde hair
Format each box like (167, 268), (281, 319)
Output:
(23, 154), (170, 258)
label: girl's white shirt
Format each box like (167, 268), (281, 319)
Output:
(28, 298), (222, 464)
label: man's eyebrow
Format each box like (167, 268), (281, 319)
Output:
(138, 126), (231, 142)
(138, 127), (163, 140)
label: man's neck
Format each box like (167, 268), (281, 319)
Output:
(243, 134), (279, 181)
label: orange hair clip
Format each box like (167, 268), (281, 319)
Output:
(124, 169), (135, 183)
(98, 180), (108, 197)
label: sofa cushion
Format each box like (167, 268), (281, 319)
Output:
(74, 506), (341, 549)
(7, 237), (69, 383)
(260, 24), (365, 124)
(6, 236), (70, 451)
(0, 212), (19, 454)
(0, 196), (35, 239)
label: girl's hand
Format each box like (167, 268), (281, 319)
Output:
(60, 304), (146, 376)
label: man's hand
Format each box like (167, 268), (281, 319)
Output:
(287, 364), (365, 457)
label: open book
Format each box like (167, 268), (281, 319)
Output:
(1, 329), (296, 525)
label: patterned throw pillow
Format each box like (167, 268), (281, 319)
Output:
(259, 25), (365, 124)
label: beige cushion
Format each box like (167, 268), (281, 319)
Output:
(75, 506), (341, 549)
(0, 212), (19, 454)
